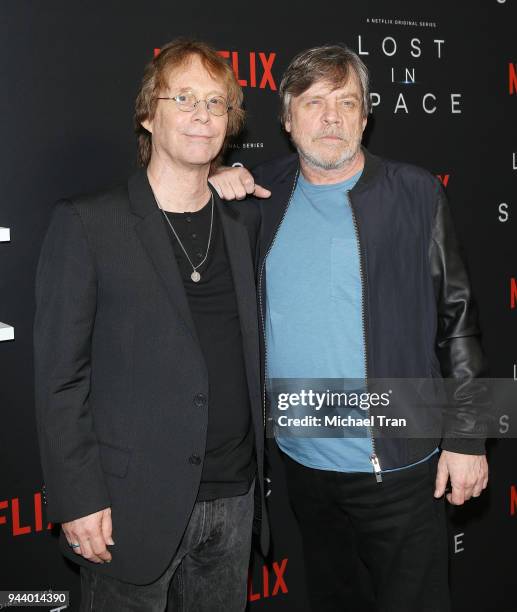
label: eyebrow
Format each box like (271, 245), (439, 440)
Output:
(300, 87), (360, 99)
(172, 86), (226, 97)
(303, 91), (361, 100)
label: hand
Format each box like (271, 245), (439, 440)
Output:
(62, 507), (114, 563)
(209, 166), (271, 200)
(434, 450), (488, 505)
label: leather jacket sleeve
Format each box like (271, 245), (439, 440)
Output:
(429, 183), (489, 455)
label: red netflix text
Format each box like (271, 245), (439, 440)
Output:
(509, 63), (517, 95)
(510, 485), (517, 515)
(152, 48), (277, 90)
(248, 558), (288, 601)
(0, 491), (52, 537)
(217, 51), (277, 90)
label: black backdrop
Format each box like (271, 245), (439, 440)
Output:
(1, 1), (516, 610)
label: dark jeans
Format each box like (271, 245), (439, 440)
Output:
(79, 480), (255, 611)
(282, 452), (451, 612)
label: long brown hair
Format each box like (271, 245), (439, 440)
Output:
(134, 38), (245, 167)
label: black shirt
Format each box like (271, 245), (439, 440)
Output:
(162, 196), (256, 501)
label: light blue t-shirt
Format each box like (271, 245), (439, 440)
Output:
(265, 170), (438, 473)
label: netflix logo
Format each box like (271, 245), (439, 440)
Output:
(217, 51), (277, 90)
(511, 485), (517, 515)
(248, 558), (288, 602)
(0, 490), (52, 537)
(509, 63), (517, 95)
(153, 48), (278, 90)
(436, 173), (450, 188)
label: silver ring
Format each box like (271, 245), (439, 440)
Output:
(69, 542), (81, 548)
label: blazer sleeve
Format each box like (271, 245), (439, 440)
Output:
(34, 200), (110, 523)
(429, 182), (489, 455)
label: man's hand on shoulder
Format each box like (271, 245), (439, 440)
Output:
(209, 166), (271, 200)
(434, 450), (488, 505)
(62, 507), (114, 563)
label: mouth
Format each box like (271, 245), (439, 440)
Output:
(316, 135), (345, 142)
(184, 134), (213, 139)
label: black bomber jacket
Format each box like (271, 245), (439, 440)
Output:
(252, 147), (488, 477)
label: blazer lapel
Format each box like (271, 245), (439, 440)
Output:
(128, 170), (199, 343)
(216, 197), (258, 338)
(216, 196), (262, 436)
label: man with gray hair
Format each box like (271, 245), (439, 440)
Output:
(210, 44), (488, 611)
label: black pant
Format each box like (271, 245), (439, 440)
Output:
(79, 480), (255, 611)
(282, 452), (451, 612)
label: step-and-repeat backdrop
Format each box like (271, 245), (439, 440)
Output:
(1, 1), (516, 610)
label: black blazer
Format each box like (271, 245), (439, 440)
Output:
(33, 169), (269, 584)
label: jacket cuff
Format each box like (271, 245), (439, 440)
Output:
(440, 437), (486, 455)
(44, 465), (111, 524)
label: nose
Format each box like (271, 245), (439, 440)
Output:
(192, 99), (210, 123)
(321, 99), (341, 125)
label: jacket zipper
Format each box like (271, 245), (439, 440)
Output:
(257, 174), (382, 484)
(347, 189), (382, 483)
(258, 170), (300, 430)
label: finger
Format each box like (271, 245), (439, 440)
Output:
(434, 463), (449, 497)
(73, 527), (104, 563)
(101, 511), (115, 546)
(234, 168), (255, 186)
(462, 485), (474, 502)
(220, 168), (254, 200)
(234, 185), (248, 200)
(62, 528), (72, 546)
(65, 532), (82, 552)
(472, 473), (487, 497)
(449, 485), (466, 506)
(482, 466), (489, 489)
(67, 530), (83, 556)
(78, 536), (104, 563)
(208, 178), (224, 199)
(242, 177), (257, 195)
(89, 533), (112, 562)
(471, 484), (484, 497)
(209, 177), (230, 200)
(253, 184), (272, 198)
(221, 180), (239, 201)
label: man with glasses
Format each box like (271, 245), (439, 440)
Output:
(34, 38), (268, 611)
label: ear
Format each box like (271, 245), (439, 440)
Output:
(141, 118), (153, 134)
(361, 116), (367, 132)
(284, 115), (292, 133)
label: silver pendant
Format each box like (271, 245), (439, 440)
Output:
(191, 270), (201, 283)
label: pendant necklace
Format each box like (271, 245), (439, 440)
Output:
(156, 191), (214, 283)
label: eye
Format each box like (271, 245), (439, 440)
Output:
(342, 99), (357, 109)
(174, 93), (194, 105)
(208, 96), (226, 108)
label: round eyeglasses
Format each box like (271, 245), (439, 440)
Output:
(156, 92), (232, 117)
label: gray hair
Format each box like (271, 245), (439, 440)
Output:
(279, 44), (371, 125)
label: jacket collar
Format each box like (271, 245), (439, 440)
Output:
(352, 146), (383, 194)
(275, 145), (383, 192)
(128, 167), (161, 218)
